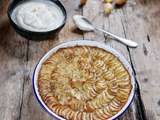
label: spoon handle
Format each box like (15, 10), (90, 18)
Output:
(96, 28), (138, 48)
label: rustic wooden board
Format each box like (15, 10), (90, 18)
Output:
(18, 1), (83, 120)
(0, 0), (160, 120)
(120, 0), (160, 119)
(83, 0), (146, 120)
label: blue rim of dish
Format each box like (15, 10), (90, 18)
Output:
(32, 39), (136, 120)
(32, 63), (59, 120)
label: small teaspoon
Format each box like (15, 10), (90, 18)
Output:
(73, 15), (138, 48)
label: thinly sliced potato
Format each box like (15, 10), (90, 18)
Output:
(38, 46), (132, 120)
(95, 109), (110, 119)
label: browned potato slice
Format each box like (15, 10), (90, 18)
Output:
(53, 105), (62, 115)
(108, 105), (117, 115)
(110, 101), (121, 112)
(104, 90), (115, 100)
(116, 94), (128, 102)
(88, 113), (94, 120)
(103, 70), (115, 80)
(74, 112), (83, 120)
(62, 108), (72, 119)
(95, 109), (110, 119)
(88, 101), (97, 109)
(103, 106), (113, 117)
(103, 53), (115, 63)
(92, 112), (105, 120)
(115, 71), (128, 79)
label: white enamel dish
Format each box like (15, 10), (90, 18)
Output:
(33, 39), (136, 120)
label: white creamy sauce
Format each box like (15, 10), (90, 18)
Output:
(73, 15), (94, 31)
(11, 0), (64, 32)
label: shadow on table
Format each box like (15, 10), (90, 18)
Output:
(0, 15), (59, 59)
(0, 16), (28, 59)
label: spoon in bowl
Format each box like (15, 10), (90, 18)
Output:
(73, 15), (138, 48)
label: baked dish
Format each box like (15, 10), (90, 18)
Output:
(38, 46), (132, 120)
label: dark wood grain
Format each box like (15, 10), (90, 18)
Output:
(83, 1), (146, 120)
(120, 0), (160, 119)
(0, 5), (28, 120)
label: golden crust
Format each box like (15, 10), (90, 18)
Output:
(38, 46), (132, 120)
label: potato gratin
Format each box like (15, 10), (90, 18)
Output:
(38, 46), (132, 120)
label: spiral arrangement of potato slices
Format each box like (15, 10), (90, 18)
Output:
(38, 46), (132, 120)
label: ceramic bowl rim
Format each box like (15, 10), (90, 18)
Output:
(7, 0), (67, 34)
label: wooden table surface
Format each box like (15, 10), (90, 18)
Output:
(0, 0), (160, 120)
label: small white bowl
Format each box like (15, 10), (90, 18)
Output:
(32, 39), (136, 120)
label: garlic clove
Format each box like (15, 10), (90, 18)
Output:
(104, 0), (113, 3)
(104, 3), (113, 15)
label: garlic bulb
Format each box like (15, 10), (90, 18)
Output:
(104, 0), (113, 3)
(104, 3), (113, 15)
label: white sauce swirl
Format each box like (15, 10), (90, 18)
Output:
(11, 0), (65, 32)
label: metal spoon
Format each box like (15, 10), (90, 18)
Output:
(73, 15), (138, 48)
